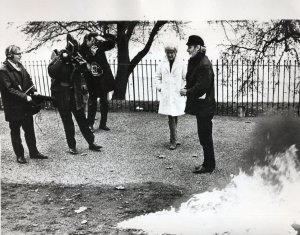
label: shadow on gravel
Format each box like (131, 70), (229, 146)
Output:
(1, 182), (184, 235)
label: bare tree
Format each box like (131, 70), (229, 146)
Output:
(17, 21), (187, 99)
(210, 20), (300, 93)
(212, 20), (300, 62)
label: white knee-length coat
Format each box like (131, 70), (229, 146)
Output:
(155, 56), (187, 116)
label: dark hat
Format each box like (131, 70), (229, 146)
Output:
(186, 35), (204, 46)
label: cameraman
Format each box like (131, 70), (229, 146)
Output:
(80, 32), (116, 131)
(48, 34), (102, 154)
(0, 45), (48, 164)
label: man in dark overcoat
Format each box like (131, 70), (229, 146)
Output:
(48, 35), (102, 154)
(0, 45), (48, 164)
(80, 32), (116, 131)
(180, 35), (216, 174)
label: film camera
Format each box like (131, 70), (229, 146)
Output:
(59, 34), (87, 69)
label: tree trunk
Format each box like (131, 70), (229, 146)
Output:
(112, 21), (168, 100)
(113, 63), (130, 100)
(112, 22), (132, 100)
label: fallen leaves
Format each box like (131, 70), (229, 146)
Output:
(81, 220), (88, 224)
(74, 206), (87, 214)
(115, 186), (125, 190)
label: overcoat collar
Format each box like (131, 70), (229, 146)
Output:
(4, 60), (23, 72)
(188, 52), (205, 66)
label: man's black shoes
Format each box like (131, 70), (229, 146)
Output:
(89, 143), (102, 151)
(17, 153), (48, 163)
(192, 166), (214, 174)
(68, 148), (79, 155)
(17, 156), (27, 164)
(99, 125), (110, 131)
(30, 152), (48, 159)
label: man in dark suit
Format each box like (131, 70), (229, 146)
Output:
(80, 32), (116, 131)
(0, 45), (48, 164)
(180, 35), (216, 174)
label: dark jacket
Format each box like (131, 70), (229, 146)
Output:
(48, 53), (87, 111)
(185, 52), (216, 117)
(0, 60), (36, 122)
(79, 38), (115, 97)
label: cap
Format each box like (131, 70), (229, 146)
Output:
(186, 35), (204, 46)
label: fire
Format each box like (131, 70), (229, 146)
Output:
(118, 145), (300, 235)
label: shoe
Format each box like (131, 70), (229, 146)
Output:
(89, 125), (95, 133)
(17, 156), (27, 164)
(99, 125), (110, 131)
(89, 143), (102, 151)
(192, 166), (214, 174)
(68, 148), (79, 155)
(169, 143), (176, 150)
(30, 152), (48, 159)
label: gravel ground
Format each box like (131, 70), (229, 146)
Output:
(2, 110), (300, 235)
(1, 110), (256, 194)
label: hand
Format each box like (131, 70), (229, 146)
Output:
(180, 88), (187, 96)
(26, 95), (32, 102)
(95, 35), (106, 41)
(91, 45), (98, 55)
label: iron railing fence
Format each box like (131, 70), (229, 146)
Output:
(0, 59), (299, 116)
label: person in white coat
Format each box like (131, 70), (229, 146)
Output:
(155, 43), (187, 150)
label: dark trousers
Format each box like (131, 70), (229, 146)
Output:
(196, 114), (215, 171)
(9, 115), (39, 158)
(58, 93), (94, 149)
(87, 93), (108, 127)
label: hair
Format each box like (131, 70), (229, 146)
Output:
(5, 45), (20, 58)
(84, 32), (99, 42)
(198, 45), (207, 54)
(164, 42), (178, 53)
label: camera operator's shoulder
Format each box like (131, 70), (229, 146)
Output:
(50, 49), (66, 65)
(0, 62), (8, 71)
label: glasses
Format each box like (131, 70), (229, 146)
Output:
(14, 52), (22, 56)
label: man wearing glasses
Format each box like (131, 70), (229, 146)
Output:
(0, 45), (48, 164)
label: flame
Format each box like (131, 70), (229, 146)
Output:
(118, 145), (300, 235)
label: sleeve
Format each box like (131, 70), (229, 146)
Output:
(98, 39), (115, 52)
(48, 56), (64, 81)
(186, 64), (212, 99)
(181, 62), (187, 88)
(0, 70), (28, 101)
(24, 68), (37, 94)
(154, 63), (162, 91)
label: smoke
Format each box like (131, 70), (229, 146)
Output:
(118, 146), (300, 235)
(117, 115), (300, 235)
(241, 116), (300, 174)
